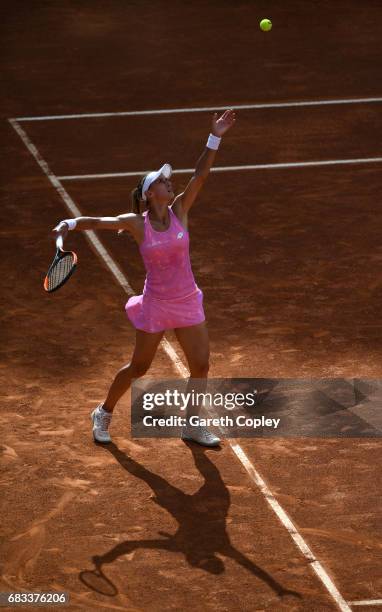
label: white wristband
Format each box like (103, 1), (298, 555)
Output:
(62, 218), (77, 230)
(206, 133), (221, 150)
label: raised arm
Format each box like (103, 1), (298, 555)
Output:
(51, 213), (141, 242)
(173, 109), (236, 217)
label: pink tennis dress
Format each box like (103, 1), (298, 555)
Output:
(125, 206), (205, 333)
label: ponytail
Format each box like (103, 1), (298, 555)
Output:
(131, 174), (149, 215)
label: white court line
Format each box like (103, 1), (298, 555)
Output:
(12, 96), (382, 122)
(350, 601), (382, 607)
(231, 443), (351, 612)
(9, 117), (353, 612)
(8, 119), (135, 298)
(57, 157), (382, 181)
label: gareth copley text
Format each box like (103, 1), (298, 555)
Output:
(143, 415), (281, 429)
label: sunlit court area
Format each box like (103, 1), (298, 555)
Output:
(1, 1), (382, 610)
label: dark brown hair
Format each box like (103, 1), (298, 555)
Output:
(131, 174), (149, 215)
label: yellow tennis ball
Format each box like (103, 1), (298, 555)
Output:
(260, 18), (272, 32)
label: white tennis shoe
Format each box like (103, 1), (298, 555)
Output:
(181, 424), (221, 447)
(91, 404), (112, 443)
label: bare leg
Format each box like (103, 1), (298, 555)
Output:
(174, 322), (210, 420)
(103, 329), (164, 412)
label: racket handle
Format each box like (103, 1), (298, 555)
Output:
(56, 235), (64, 250)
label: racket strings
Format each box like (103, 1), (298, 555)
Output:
(47, 254), (75, 291)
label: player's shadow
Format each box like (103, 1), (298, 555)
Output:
(79, 442), (301, 600)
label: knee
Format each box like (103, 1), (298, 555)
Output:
(126, 361), (150, 379)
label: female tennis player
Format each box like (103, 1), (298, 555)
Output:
(52, 109), (236, 446)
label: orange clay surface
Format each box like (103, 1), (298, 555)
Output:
(1, 1), (381, 610)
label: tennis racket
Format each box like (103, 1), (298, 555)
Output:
(44, 234), (77, 292)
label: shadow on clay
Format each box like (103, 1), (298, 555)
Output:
(79, 442), (301, 600)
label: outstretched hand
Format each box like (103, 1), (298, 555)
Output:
(211, 109), (236, 137)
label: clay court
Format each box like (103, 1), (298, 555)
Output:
(1, 1), (382, 610)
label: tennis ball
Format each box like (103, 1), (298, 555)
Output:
(260, 18), (272, 32)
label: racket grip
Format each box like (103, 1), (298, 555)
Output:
(56, 235), (64, 250)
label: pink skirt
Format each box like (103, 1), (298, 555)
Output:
(125, 288), (205, 333)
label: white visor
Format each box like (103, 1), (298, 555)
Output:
(141, 163), (172, 202)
